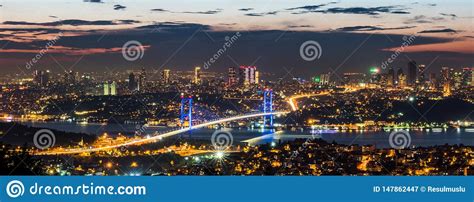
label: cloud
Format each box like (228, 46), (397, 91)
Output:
(114, 4), (126, 10)
(182, 10), (222, 15)
(238, 8), (254, 11)
(383, 40), (473, 54)
(391, 11), (410, 14)
(150, 9), (222, 15)
(418, 28), (458, 33)
(83, 0), (103, 3)
(317, 6), (410, 15)
(440, 13), (457, 19)
(404, 15), (444, 24)
(245, 11), (279, 17)
(287, 2), (338, 14)
(136, 22), (211, 31)
(287, 25), (313, 28)
(150, 8), (170, 12)
(0, 45), (151, 56)
(2, 23), (470, 77)
(335, 25), (415, 32)
(3, 19), (140, 26)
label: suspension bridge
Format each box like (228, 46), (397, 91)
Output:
(37, 89), (338, 155)
(37, 89), (285, 155)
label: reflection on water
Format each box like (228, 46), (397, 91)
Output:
(22, 122), (474, 148)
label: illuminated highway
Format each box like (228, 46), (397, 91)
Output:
(287, 92), (330, 111)
(287, 87), (360, 111)
(37, 111), (288, 155)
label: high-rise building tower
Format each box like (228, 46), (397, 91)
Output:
(103, 82), (110, 95)
(104, 81), (117, 96)
(388, 67), (395, 86)
(429, 73), (437, 89)
(397, 68), (406, 87)
(255, 70), (260, 84)
(138, 67), (146, 92)
(110, 81), (117, 95)
(239, 66), (257, 86)
(418, 64), (426, 83)
(227, 67), (237, 86)
(194, 66), (201, 84)
(34, 70), (50, 86)
(162, 69), (170, 84)
(319, 72), (331, 85)
(128, 73), (136, 91)
(408, 61), (417, 85)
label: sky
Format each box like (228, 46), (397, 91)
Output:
(0, 0), (472, 78)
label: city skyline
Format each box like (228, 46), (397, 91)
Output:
(0, 0), (472, 77)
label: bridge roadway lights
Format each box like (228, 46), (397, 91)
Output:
(35, 111), (289, 155)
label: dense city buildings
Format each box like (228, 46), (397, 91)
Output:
(0, 64), (472, 176)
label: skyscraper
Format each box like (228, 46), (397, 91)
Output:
(193, 67), (202, 84)
(239, 66), (257, 86)
(128, 73), (137, 91)
(319, 72), (331, 85)
(418, 64), (426, 84)
(103, 82), (110, 95)
(227, 67), (237, 86)
(104, 81), (117, 96)
(429, 73), (437, 89)
(255, 70), (260, 84)
(34, 70), (50, 86)
(162, 69), (170, 84)
(408, 61), (417, 85)
(138, 67), (146, 91)
(110, 81), (117, 95)
(440, 67), (451, 95)
(397, 68), (406, 87)
(387, 67), (395, 86)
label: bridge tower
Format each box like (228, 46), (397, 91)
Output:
(263, 89), (273, 127)
(180, 94), (193, 129)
